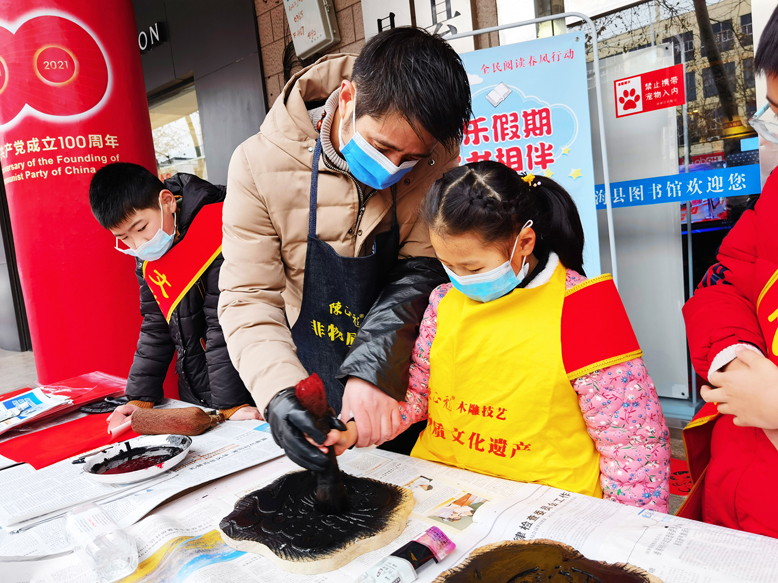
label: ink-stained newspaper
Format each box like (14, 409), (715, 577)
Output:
(0, 419), (284, 530)
(5, 449), (777, 583)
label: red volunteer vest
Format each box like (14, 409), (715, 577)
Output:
(142, 202), (223, 322)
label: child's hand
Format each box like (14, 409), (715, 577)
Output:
(107, 404), (140, 431)
(704, 347), (778, 429)
(306, 421), (359, 456)
(227, 406), (262, 421)
(330, 421), (358, 455)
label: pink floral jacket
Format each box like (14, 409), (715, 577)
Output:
(396, 268), (670, 512)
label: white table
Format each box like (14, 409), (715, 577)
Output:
(4, 444), (778, 583)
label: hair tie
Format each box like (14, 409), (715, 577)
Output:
(470, 195), (499, 213)
(521, 172), (541, 188)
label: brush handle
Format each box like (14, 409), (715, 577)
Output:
(313, 413), (348, 514)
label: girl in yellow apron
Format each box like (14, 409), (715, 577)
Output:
(333, 161), (670, 510)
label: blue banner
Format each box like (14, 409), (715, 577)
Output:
(459, 33), (600, 275)
(594, 164), (761, 210)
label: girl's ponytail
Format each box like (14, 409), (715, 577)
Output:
(424, 160), (586, 275)
(529, 178), (586, 276)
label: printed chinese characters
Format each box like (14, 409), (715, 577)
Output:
(311, 301), (365, 346)
(1, 133), (120, 184)
(428, 400), (531, 460)
(463, 108), (555, 171)
(594, 169), (754, 209)
(513, 491), (572, 540)
(479, 49), (574, 76)
(427, 0), (460, 37)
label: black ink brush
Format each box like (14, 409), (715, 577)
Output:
(295, 373), (349, 514)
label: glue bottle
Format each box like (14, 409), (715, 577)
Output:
(65, 503), (139, 582)
(358, 526), (455, 583)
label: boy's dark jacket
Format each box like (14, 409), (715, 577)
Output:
(126, 173), (251, 410)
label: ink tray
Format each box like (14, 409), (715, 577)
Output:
(83, 434), (192, 484)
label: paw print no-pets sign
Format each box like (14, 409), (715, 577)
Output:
(614, 63), (685, 118)
(615, 77), (643, 116)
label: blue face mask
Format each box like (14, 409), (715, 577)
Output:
(339, 93), (418, 190)
(443, 221), (533, 303)
(115, 196), (176, 262)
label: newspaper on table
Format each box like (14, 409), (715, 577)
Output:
(0, 389), (71, 436)
(4, 449), (778, 583)
(0, 419), (284, 531)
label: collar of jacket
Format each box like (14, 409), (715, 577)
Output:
(163, 173), (225, 247)
(259, 53), (449, 224)
(260, 54), (355, 169)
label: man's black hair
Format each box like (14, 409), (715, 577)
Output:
(89, 162), (165, 229)
(351, 27), (473, 151)
(755, 6), (778, 76)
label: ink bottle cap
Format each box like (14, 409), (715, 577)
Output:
(409, 526), (456, 562)
(359, 527), (455, 583)
(391, 526), (455, 568)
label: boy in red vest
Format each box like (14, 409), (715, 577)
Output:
(88, 163), (259, 426)
(682, 7), (778, 537)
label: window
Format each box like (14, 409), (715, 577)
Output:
(743, 57), (755, 90)
(712, 106), (724, 126)
(686, 71), (697, 102)
(663, 32), (694, 65)
(702, 20), (735, 56)
(746, 99), (757, 119)
(702, 67), (715, 99)
(714, 20), (735, 52)
(702, 62), (737, 99)
(741, 14), (753, 46)
(148, 85), (208, 180)
(682, 32), (695, 62)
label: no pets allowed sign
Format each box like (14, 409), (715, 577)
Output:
(615, 64), (685, 118)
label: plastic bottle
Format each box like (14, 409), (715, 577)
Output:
(359, 526), (456, 583)
(65, 503), (139, 582)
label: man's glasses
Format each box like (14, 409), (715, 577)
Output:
(749, 102), (778, 144)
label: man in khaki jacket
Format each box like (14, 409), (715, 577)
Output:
(219, 28), (471, 470)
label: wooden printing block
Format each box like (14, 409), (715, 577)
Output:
(433, 539), (663, 583)
(218, 470), (414, 574)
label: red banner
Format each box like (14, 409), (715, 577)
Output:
(614, 64), (685, 119)
(0, 2), (157, 384)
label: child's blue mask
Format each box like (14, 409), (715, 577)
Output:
(339, 92), (417, 190)
(443, 221), (533, 303)
(115, 196), (176, 262)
